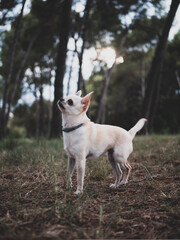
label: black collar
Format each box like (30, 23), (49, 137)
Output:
(62, 123), (84, 133)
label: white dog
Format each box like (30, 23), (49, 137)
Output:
(57, 91), (147, 194)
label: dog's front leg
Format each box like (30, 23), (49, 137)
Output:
(75, 158), (86, 194)
(67, 158), (75, 188)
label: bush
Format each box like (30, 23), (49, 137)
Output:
(9, 126), (27, 138)
(0, 137), (17, 151)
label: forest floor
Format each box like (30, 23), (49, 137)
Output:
(0, 135), (180, 239)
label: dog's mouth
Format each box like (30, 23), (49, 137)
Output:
(57, 100), (65, 110)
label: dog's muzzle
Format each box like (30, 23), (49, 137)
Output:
(57, 99), (65, 110)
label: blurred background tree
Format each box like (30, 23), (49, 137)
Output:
(0, 0), (179, 138)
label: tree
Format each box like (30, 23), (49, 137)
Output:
(77, 0), (92, 95)
(0, 0), (61, 138)
(142, 0), (180, 133)
(50, 0), (73, 138)
(93, 0), (163, 123)
(0, 0), (26, 138)
(96, 28), (128, 123)
(0, 0), (19, 27)
(153, 31), (180, 133)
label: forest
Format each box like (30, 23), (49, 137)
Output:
(0, 1), (180, 239)
(0, 0), (180, 139)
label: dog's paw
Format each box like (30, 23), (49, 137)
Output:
(74, 189), (83, 195)
(110, 183), (117, 188)
(119, 181), (128, 185)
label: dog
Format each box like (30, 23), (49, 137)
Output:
(57, 90), (147, 194)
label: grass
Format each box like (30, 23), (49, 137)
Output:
(0, 135), (180, 239)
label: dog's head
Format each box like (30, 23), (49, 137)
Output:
(57, 90), (93, 115)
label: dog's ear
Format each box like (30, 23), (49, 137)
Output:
(76, 90), (82, 97)
(81, 92), (93, 111)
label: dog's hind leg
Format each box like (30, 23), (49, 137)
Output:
(120, 161), (132, 185)
(108, 149), (122, 188)
(67, 158), (75, 187)
(113, 143), (132, 185)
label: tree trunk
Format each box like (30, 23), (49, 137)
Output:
(34, 84), (39, 138)
(47, 78), (52, 138)
(39, 85), (45, 136)
(5, 28), (40, 131)
(96, 64), (115, 123)
(142, 0), (180, 133)
(0, 0), (26, 139)
(175, 70), (180, 88)
(140, 58), (145, 99)
(67, 50), (76, 95)
(77, 0), (92, 95)
(96, 28), (128, 124)
(50, 0), (73, 138)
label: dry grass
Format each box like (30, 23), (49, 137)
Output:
(0, 135), (180, 239)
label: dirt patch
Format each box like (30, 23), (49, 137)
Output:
(0, 136), (180, 239)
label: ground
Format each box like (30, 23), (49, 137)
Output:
(0, 135), (180, 239)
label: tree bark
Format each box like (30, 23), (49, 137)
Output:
(141, 0), (180, 133)
(0, 0), (26, 138)
(50, 0), (73, 138)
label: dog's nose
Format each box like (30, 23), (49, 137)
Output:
(60, 97), (65, 102)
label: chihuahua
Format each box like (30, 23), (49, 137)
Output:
(57, 91), (147, 194)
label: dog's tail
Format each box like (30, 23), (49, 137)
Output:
(129, 118), (147, 139)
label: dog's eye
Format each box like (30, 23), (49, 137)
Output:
(67, 99), (73, 106)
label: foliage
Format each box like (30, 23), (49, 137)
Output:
(0, 0), (19, 27)
(87, 48), (153, 129)
(87, 28), (180, 133)
(10, 100), (52, 137)
(0, 0), (180, 137)
(153, 31), (180, 133)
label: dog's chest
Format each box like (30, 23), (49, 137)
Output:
(63, 132), (84, 158)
